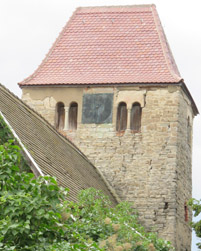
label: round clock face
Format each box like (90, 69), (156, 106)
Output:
(82, 93), (113, 124)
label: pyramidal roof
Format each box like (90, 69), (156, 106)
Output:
(19, 5), (182, 86)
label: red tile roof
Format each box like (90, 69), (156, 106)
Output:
(19, 5), (182, 86)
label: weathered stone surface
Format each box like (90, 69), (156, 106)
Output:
(22, 85), (193, 250)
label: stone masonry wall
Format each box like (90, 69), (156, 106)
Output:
(174, 90), (193, 250)
(21, 85), (193, 250)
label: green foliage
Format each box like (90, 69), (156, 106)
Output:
(0, 141), (69, 250)
(0, 115), (30, 173)
(0, 140), (174, 250)
(188, 198), (201, 249)
(0, 116), (13, 144)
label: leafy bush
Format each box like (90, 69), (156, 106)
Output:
(188, 198), (201, 249)
(0, 140), (174, 250)
(0, 116), (13, 144)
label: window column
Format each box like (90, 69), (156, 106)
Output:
(64, 106), (69, 130)
(127, 108), (131, 130)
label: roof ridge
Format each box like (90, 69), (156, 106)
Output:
(77, 4), (155, 9)
(76, 5), (154, 14)
(151, 5), (181, 82)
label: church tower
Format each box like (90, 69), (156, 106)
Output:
(19, 5), (198, 250)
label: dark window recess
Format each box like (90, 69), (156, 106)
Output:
(82, 93), (113, 124)
(130, 103), (141, 131)
(184, 203), (188, 222)
(116, 102), (127, 132)
(55, 102), (65, 130)
(69, 102), (78, 130)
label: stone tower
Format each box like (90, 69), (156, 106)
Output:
(19, 5), (198, 250)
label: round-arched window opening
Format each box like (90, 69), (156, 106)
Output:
(116, 102), (127, 132)
(69, 102), (78, 130)
(130, 102), (141, 132)
(55, 102), (65, 130)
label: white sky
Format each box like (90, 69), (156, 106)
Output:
(0, 0), (200, 249)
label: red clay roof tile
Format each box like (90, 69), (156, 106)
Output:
(19, 5), (182, 86)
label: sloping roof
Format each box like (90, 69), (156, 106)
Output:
(0, 84), (119, 205)
(19, 5), (182, 86)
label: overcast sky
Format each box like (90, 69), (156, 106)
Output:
(0, 0), (200, 249)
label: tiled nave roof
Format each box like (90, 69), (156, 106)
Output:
(0, 84), (119, 205)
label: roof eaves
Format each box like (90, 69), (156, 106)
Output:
(19, 81), (182, 87)
(19, 81), (198, 115)
(180, 80), (199, 116)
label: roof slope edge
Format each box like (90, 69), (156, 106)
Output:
(151, 5), (181, 81)
(0, 110), (44, 178)
(0, 84), (119, 204)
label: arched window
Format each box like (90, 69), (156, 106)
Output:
(130, 102), (142, 132)
(116, 102), (127, 132)
(69, 102), (78, 130)
(55, 102), (65, 130)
